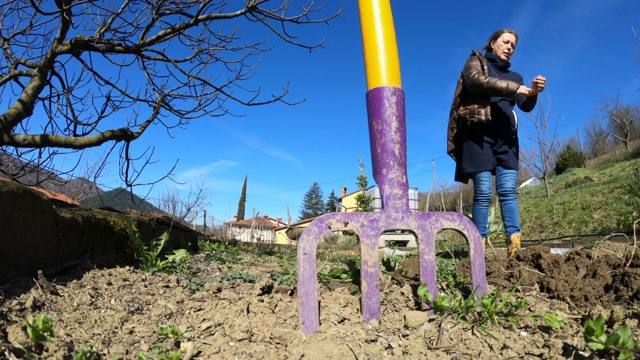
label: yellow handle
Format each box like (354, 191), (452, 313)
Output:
(358, 0), (402, 90)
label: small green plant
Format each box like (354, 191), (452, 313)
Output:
(544, 313), (566, 330)
(260, 250), (298, 286)
(215, 270), (260, 283)
(202, 241), (243, 264)
(416, 274), (532, 337)
(11, 313), (56, 357)
(584, 314), (640, 360)
(269, 261), (297, 287)
(435, 257), (468, 291)
(127, 326), (185, 360)
(71, 345), (98, 360)
(25, 313), (54, 344)
(317, 266), (359, 286)
(381, 249), (403, 273)
(158, 325), (183, 346)
(128, 221), (190, 275)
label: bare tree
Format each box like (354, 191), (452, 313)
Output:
(584, 117), (611, 158)
(58, 152), (107, 202)
(520, 96), (559, 197)
(156, 182), (210, 225)
(597, 92), (640, 151)
(516, 165), (533, 186)
(0, 0), (341, 187)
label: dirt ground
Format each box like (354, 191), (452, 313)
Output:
(2, 241), (640, 359)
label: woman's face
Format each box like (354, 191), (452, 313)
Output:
(491, 33), (517, 62)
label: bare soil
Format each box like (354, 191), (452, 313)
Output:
(2, 241), (640, 359)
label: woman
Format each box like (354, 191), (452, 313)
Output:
(447, 29), (546, 257)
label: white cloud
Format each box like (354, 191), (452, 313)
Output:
(179, 160), (240, 179)
(236, 132), (304, 166)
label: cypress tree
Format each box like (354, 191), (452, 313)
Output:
(236, 175), (247, 220)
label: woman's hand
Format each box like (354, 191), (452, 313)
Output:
(517, 85), (532, 96)
(531, 75), (546, 95)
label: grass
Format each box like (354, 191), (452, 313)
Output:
(519, 152), (640, 240)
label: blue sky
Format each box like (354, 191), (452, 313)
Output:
(73, 1), (640, 226)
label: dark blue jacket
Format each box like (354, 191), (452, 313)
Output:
(455, 51), (537, 182)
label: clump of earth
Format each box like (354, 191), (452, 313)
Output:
(1, 241), (640, 359)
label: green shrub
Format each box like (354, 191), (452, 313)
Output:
(555, 145), (586, 175)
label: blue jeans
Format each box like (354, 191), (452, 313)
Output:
(470, 166), (521, 238)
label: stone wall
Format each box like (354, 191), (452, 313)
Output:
(0, 180), (199, 280)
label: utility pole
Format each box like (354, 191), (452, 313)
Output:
(431, 158), (436, 193)
(577, 128), (584, 154)
(193, 203), (198, 230)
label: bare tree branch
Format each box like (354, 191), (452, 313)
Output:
(0, 0), (341, 185)
(596, 91), (640, 151)
(156, 182), (210, 224)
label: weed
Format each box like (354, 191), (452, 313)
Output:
(114, 326), (186, 360)
(381, 248), (404, 273)
(9, 313), (56, 358)
(128, 221), (190, 275)
(584, 314), (640, 360)
(543, 313), (566, 330)
(25, 313), (54, 344)
(436, 257), (468, 289)
(158, 325), (183, 347)
(416, 274), (542, 338)
(71, 345), (98, 360)
(314, 251), (361, 287)
(183, 277), (214, 293)
(215, 270), (260, 283)
(270, 271), (296, 286)
(203, 242), (243, 264)
(317, 251), (360, 264)
(270, 261), (297, 287)
(317, 267), (359, 286)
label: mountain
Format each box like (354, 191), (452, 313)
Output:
(81, 187), (163, 214)
(61, 177), (103, 201)
(0, 152), (103, 202)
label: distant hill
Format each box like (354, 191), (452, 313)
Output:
(61, 177), (103, 201)
(81, 187), (163, 214)
(0, 152), (66, 189)
(0, 152), (104, 202)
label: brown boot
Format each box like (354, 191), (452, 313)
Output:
(507, 233), (521, 257)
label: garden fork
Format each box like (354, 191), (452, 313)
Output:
(297, 0), (487, 334)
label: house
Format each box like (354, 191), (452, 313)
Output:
(339, 186), (419, 248)
(224, 215), (286, 243)
(273, 217), (315, 245)
(274, 185), (421, 247)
